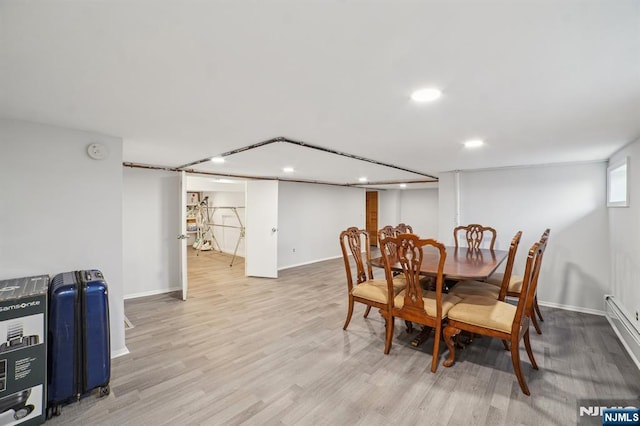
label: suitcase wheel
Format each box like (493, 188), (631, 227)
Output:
(99, 384), (110, 397)
(47, 404), (62, 417)
(13, 404), (34, 421)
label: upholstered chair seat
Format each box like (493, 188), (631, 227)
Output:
(449, 280), (500, 299)
(446, 295), (516, 333)
(393, 290), (462, 318)
(351, 279), (405, 304)
(484, 272), (523, 292)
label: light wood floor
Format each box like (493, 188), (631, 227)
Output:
(48, 248), (640, 425)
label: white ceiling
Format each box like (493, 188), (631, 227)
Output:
(1, 0), (639, 187)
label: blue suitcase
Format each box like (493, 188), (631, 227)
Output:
(47, 270), (110, 418)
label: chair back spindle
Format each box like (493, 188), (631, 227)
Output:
(395, 223), (414, 235)
(497, 231), (523, 300)
(453, 224), (497, 250)
(340, 227), (373, 290)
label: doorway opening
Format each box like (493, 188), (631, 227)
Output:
(180, 177), (280, 299)
(184, 176), (247, 298)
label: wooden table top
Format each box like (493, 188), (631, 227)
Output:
(370, 246), (509, 281)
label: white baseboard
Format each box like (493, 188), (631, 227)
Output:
(124, 286), (181, 300)
(111, 347), (130, 359)
(537, 300), (605, 316)
(604, 295), (640, 371)
(278, 254), (342, 271)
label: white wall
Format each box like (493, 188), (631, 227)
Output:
(608, 138), (640, 329)
(122, 172), (247, 298)
(122, 167), (180, 299)
(378, 188), (439, 240)
(438, 173), (458, 242)
(378, 190), (400, 230)
(0, 119), (126, 356)
(439, 162), (610, 313)
(278, 182), (364, 269)
(398, 188), (439, 238)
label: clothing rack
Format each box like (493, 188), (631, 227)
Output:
(199, 203), (245, 267)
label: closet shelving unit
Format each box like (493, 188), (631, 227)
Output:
(186, 192), (202, 236)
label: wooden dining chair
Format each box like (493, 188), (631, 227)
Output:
(379, 225), (432, 291)
(448, 231), (523, 300)
(378, 224), (423, 262)
(483, 228), (550, 334)
(442, 239), (547, 395)
(378, 225), (396, 245)
(379, 233), (462, 372)
(395, 223), (413, 234)
(340, 227), (406, 331)
(378, 223), (414, 244)
(453, 224), (497, 250)
(378, 224), (420, 334)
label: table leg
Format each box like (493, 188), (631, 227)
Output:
(410, 327), (432, 347)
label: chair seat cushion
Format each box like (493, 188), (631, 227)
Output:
(352, 279), (405, 304)
(447, 295), (516, 333)
(393, 290), (462, 318)
(449, 280), (499, 298)
(485, 272), (523, 292)
(506, 275), (524, 293)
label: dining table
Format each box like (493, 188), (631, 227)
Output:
(369, 245), (509, 346)
(369, 246), (509, 281)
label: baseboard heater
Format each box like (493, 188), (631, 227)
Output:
(605, 295), (640, 370)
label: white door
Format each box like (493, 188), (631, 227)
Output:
(245, 180), (278, 277)
(178, 171), (188, 300)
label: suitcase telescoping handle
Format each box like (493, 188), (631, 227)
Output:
(84, 270), (104, 281)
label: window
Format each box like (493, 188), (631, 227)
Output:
(607, 157), (629, 207)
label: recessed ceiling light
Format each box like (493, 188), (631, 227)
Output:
(283, 167), (294, 173)
(399, 183), (407, 188)
(358, 177), (368, 182)
(411, 87), (442, 103)
(210, 156), (225, 163)
(464, 139), (484, 148)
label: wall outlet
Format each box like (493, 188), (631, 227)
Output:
(636, 311), (639, 321)
(292, 248), (296, 253)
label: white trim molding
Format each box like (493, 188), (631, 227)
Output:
(124, 287), (182, 300)
(605, 295), (640, 371)
(111, 347), (130, 359)
(537, 300), (605, 317)
(278, 255), (342, 271)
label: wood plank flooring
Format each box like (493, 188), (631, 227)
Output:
(47, 248), (640, 425)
